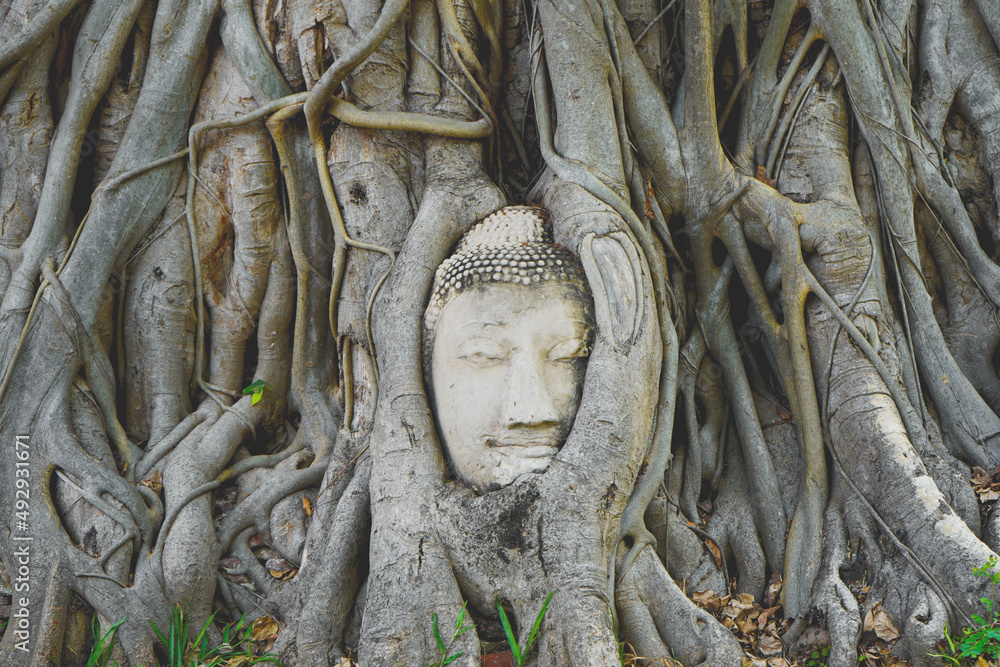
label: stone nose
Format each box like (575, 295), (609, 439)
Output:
(502, 351), (560, 428)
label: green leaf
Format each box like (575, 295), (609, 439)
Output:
(192, 610), (218, 659)
(251, 389), (263, 405)
(432, 613), (446, 653)
(89, 617), (127, 667)
(523, 590), (553, 657)
(928, 653), (961, 667)
(958, 634), (989, 658)
(242, 379), (267, 395)
(497, 597), (523, 666)
(443, 651), (464, 665)
(148, 619), (168, 648)
(456, 602), (468, 631)
(944, 624), (957, 652)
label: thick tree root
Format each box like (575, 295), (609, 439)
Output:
(811, 496), (861, 667)
(618, 547), (743, 667)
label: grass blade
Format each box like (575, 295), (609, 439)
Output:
(193, 610), (218, 658)
(433, 613), (447, 653)
(149, 619), (168, 648)
(523, 591), (553, 655)
(88, 617), (126, 667)
(496, 597), (522, 666)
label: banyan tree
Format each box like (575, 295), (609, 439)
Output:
(3, 0), (1000, 663)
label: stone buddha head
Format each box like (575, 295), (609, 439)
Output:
(425, 206), (594, 493)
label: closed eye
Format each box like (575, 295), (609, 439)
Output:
(548, 338), (590, 362)
(456, 337), (507, 366)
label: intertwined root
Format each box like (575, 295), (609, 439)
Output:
(7, 0), (1000, 664)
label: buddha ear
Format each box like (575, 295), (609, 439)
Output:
(579, 231), (643, 348)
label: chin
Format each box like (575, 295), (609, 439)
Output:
(486, 455), (556, 489)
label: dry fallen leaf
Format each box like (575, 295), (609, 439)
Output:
(981, 489), (1000, 502)
(737, 613), (758, 635)
(972, 466), (991, 486)
(757, 605), (780, 631)
(725, 593), (756, 615)
(757, 635), (784, 656)
(706, 538), (725, 569)
(768, 657), (790, 667)
(765, 571), (783, 607)
(692, 590), (723, 613)
(303, 496), (312, 516)
(881, 658), (909, 667)
(139, 470), (163, 495)
(219, 557), (242, 574)
(863, 601), (900, 641)
(251, 616), (280, 642)
(685, 520), (724, 568)
(755, 165), (777, 188)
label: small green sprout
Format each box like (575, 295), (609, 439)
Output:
(806, 645), (830, 667)
(496, 591), (553, 667)
(242, 379), (271, 406)
(429, 601), (476, 667)
(929, 557), (1000, 665)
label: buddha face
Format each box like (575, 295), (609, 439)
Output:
(430, 281), (592, 493)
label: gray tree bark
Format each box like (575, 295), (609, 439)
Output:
(1, 0), (1000, 665)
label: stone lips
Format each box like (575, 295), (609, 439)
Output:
(425, 206), (585, 330)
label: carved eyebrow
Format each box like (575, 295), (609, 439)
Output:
(456, 336), (507, 355)
(455, 318), (508, 330)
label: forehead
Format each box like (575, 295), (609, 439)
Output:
(436, 282), (592, 337)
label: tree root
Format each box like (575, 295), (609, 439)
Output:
(218, 451), (324, 550)
(811, 495), (861, 667)
(618, 546), (743, 667)
(283, 456), (371, 664)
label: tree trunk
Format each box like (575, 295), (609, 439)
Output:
(2, 0), (1000, 665)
